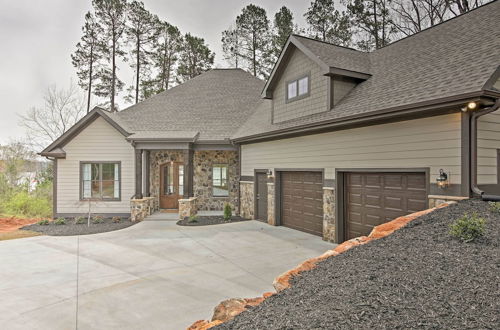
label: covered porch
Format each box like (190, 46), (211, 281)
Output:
(128, 131), (239, 221)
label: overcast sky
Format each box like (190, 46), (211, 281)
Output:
(0, 0), (311, 145)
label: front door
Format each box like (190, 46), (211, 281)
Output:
(160, 162), (184, 209)
(256, 173), (268, 221)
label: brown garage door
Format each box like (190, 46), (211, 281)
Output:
(281, 171), (323, 236)
(345, 172), (427, 240)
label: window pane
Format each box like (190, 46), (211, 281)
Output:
(178, 165), (184, 196)
(102, 163), (115, 180)
(101, 180), (114, 198)
(91, 181), (100, 198)
(91, 164), (99, 180)
(298, 76), (308, 95)
(213, 165), (229, 196)
(288, 81), (297, 99)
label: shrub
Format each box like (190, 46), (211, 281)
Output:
(54, 217), (66, 225)
(489, 202), (500, 214)
(188, 215), (198, 223)
(37, 219), (49, 225)
(112, 216), (121, 223)
(223, 203), (232, 221)
(1, 191), (51, 218)
(75, 216), (86, 225)
(449, 212), (486, 242)
(92, 215), (105, 224)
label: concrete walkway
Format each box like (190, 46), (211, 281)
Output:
(0, 215), (333, 330)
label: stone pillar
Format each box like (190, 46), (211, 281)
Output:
(134, 149), (143, 199)
(239, 181), (254, 219)
(323, 187), (336, 243)
(267, 182), (276, 226)
(179, 197), (198, 220)
(428, 195), (468, 208)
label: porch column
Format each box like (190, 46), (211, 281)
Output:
(135, 149), (143, 199)
(144, 150), (150, 197)
(183, 146), (194, 198)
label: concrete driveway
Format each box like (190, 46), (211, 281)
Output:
(0, 215), (333, 330)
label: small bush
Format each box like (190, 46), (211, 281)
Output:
(37, 219), (49, 225)
(188, 215), (198, 223)
(223, 203), (232, 221)
(2, 191), (52, 218)
(112, 216), (121, 223)
(449, 212), (486, 242)
(54, 218), (66, 225)
(92, 216), (104, 224)
(75, 216), (86, 225)
(489, 202), (500, 214)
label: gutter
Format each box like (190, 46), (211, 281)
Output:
(470, 98), (500, 201)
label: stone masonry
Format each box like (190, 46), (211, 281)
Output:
(323, 187), (335, 242)
(179, 197), (198, 220)
(193, 150), (239, 212)
(267, 182), (276, 225)
(239, 181), (254, 219)
(130, 197), (155, 221)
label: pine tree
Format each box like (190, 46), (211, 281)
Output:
(346, 0), (395, 50)
(148, 20), (183, 94)
(125, 1), (157, 104)
(221, 25), (241, 68)
(304, 0), (352, 46)
(92, 0), (128, 111)
(177, 33), (214, 83)
(71, 12), (103, 113)
(272, 6), (294, 58)
(235, 4), (271, 78)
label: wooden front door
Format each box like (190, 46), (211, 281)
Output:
(160, 162), (184, 209)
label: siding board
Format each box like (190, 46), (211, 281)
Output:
(241, 114), (463, 183)
(57, 117), (135, 214)
(477, 109), (500, 184)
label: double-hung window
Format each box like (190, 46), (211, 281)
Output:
(286, 75), (310, 102)
(81, 162), (120, 200)
(212, 164), (229, 197)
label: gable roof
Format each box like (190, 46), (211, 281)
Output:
(116, 69), (265, 141)
(234, 1), (500, 141)
(39, 107), (130, 158)
(262, 35), (371, 98)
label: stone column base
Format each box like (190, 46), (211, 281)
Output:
(428, 195), (468, 208)
(267, 182), (276, 225)
(323, 187), (336, 243)
(131, 197), (155, 222)
(179, 197), (198, 220)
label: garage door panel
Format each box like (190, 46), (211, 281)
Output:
(281, 171), (323, 237)
(345, 172), (427, 240)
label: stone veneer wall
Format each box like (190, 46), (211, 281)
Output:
(193, 150), (239, 212)
(323, 187), (335, 242)
(267, 182), (276, 225)
(179, 197), (198, 220)
(149, 150), (185, 211)
(239, 181), (254, 219)
(130, 197), (155, 221)
(428, 195), (469, 208)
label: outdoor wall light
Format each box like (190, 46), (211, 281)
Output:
(267, 169), (274, 179)
(467, 101), (478, 110)
(436, 169), (449, 189)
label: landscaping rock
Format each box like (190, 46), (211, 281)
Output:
(22, 217), (137, 236)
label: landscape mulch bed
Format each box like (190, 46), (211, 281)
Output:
(217, 199), (500, 329)
(177, 215), (248, 226)
(22, 217), (138, 236)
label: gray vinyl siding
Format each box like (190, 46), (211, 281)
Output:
(57, 117), (135, 214)
(477, 109), (500, 185)
(272, 47), (328, 123)
(241, 113), (462, 183)
(332, 76), (357, 107)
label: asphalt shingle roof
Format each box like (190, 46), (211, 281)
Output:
(233, 2), (500, 140)
(116, 69), (265, 141)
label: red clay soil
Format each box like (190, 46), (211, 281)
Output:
(0, 217), (41, 233)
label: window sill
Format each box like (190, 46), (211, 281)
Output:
(80, 198), (121, 202)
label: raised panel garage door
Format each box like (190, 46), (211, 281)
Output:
(281, 171), (323, 236)
(345, 172), (427, 240)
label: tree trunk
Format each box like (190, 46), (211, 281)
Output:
(135, 34), (140, 104)
(87, 43), (93, 113)
(111, 24), (116, 112)
(373, 0), (379, 49)
(252, 32), (257, 76)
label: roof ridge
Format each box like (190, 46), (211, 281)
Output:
(292, 34), (366, 53)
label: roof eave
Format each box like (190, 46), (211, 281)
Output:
(234, 91), (500, 144)
(40, 107), (131, 154)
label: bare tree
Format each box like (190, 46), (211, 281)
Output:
(446, 0), (486, 15)
(19, 82), (86, 149)
(391, 0), (449, 36)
